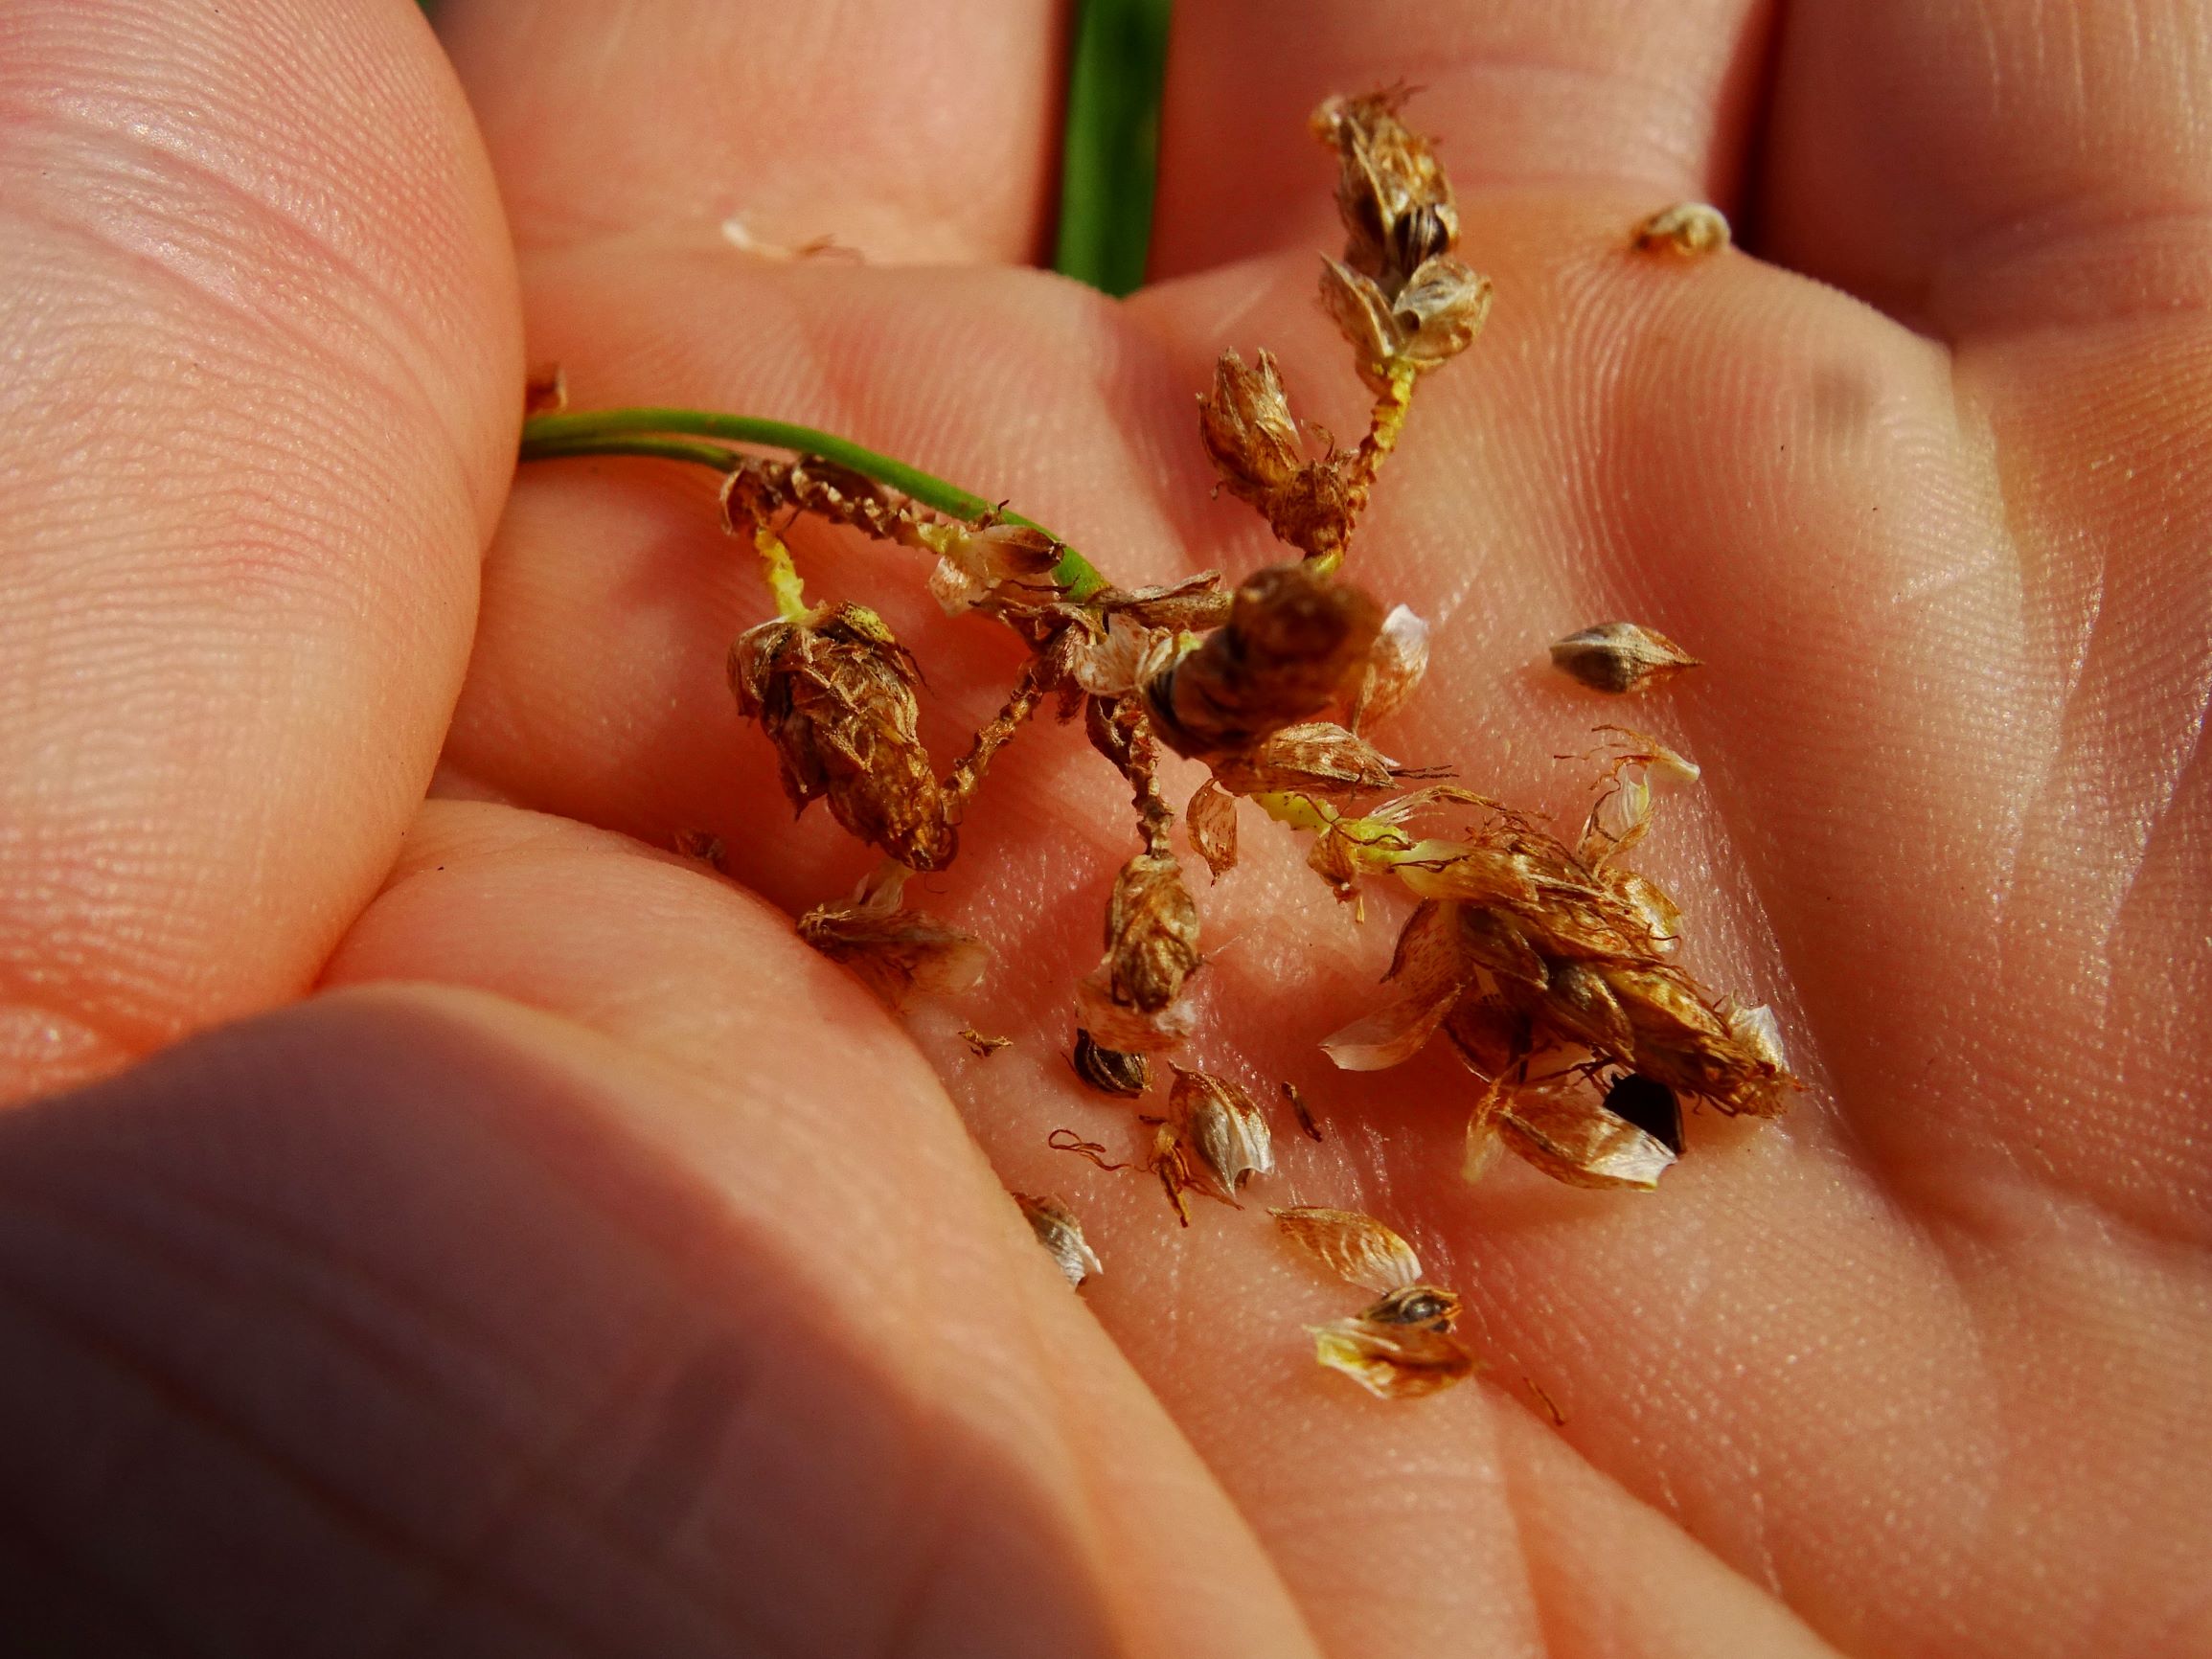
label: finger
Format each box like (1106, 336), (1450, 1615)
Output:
(0, 989), (1315, 1649)
(435, 0), (1064, 263)
(1151, 0), (1774, 278)
(1758, 0), (2212, 335)
(0, 0), (521, 1102)
(1756, 0), (2212, 1247)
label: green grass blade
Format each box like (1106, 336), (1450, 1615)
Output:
(1054, 0), (1173, 297)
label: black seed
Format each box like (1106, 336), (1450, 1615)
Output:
(1604, 1073), (1682, 1155)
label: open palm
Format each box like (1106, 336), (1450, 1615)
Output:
(3, 1), (2205, 1654)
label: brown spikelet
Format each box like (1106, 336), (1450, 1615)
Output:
(1145, 564), (1382, 761)
(731, 604), (956, 871)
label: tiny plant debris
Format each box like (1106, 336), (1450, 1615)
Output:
(517, 88), (1797, 1404)
(960, 1027), (1013, 1059)
(1015, 1193), (1103, 1289)
(1633, 201), (1732, 256)
(1548, 621), (1702, 694)
(1282, 1080), (1325, 1142)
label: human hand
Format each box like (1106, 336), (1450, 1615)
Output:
(2, 2), (2204, 1655)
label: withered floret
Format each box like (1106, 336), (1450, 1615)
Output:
(1210, 720), (1419, 801)
(732, 603), (955, 870)
(1548, 622), (1701, 695)
(1271, 1205), (1423, 1293)
(797, 868), (985, 1007)
(1146, 564), (1382, 761)
(1197, 350), (1367, 560)
(1171, 1066), (1275, 1198)
(1310, 1315), (1475, 1399)
(1633, 201), (1731, 256)
(1362, 1284), (1462, 1331)
(1014, 1193), (1103, 1289)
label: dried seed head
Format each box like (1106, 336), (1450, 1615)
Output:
(1361, 1284), (1462, 1331)
(1311, 90), (1460, 294)
(796, 868), (985, 1006)
(1210, 720), (1422, 800)
(1548, 622), (1701, 695)
(922, 519), (1064, 615)
(1075, 851), (1203, 1054)
(1271, 1205), (1423, 1292)
(1171, 1066), (1275, 1196)
(1310, 1315), (1475, 1399)
(1147, 563), (1383, 760)
(1633, 201), (1731, 256)
(731, 603), (956, 870)
(1100, 851), (1200, 1012)
(1348, 603), (1430, 733)
(1184, 778), (1241, 881)
(1320, 255), (1493, 392)
(1197, 351), (1366, 559)
(1071, 1027), (1151, 1097)
(1496, 1082), (1679, 1190)
(1317, 257), (1494, 393)
(1719, 1001), (1794, 1116)
(1014, 1193), (1103, 1288)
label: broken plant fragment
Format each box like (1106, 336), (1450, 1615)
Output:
(1171, 1066), (1275, 1198)
(1184, 778), (1240, 880)
(1210, 721), (1426, 801)
(960, 1028), (1012, 1059)
(797, 866), (985, 1007)
(1633, 201), (1731, 256)
(731, 602), (957, 871)
(1146, 563), (1382, 760)
(1015, 1193), (1103, 1289)
(1283, 1080), (1325, 1142)
(1348, 603), (1429, 734)
(1548, 622), (1701, 695)
(1271, 1205), (1423, 1293)
(1494, 1082), (1678, 1191)
(1071, 1027), (1151, 1097)
(1311, 1316), (1476, 1399)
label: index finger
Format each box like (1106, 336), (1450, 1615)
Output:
(0, 0), (520, 1102)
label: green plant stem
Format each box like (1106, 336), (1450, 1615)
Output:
(520, 408), (1106, 599)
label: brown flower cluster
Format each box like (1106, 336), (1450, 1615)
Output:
(1197, 91), (1493, 570)
(686, 89), (1796, 1398)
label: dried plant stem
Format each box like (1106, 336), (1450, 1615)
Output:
(521, 408), (1108, 600)
(942, 658), (1053, 822)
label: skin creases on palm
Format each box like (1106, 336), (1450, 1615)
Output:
(423, 154), (2211, 1659)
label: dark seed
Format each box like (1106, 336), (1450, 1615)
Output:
(1072, 1028), (1149, 1097)
(1604, 1073), (1683, 1155)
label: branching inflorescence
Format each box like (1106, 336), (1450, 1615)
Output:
(519, 93), (1792, 1400)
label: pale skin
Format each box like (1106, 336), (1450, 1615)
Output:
(0, 0), (2205, 1653)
